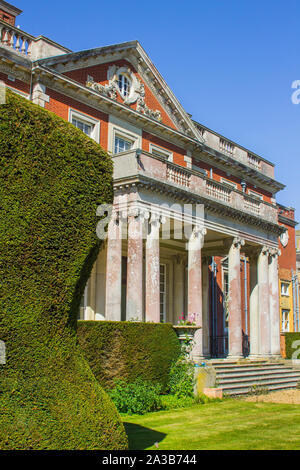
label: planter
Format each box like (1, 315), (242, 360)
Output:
(173, 325), (202, 360)
(173, 325), (201, 341)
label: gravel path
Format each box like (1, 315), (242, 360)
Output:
(244, 389), (300, 404)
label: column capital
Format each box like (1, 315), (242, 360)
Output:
(128, 206), (149, 223)
(260, 245), (271, 257)
(225, 236), (245, 250)
(188, 225), (206, 250)
(148, 211), (166, 227)
(269, 247), (281, 259)
(232, 237), (245, 249)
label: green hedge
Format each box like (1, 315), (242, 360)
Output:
(77, 321), (181, 391)
(0, 90), (127, 449)
(283, 333), (300, 359)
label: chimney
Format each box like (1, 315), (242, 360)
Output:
(0, 1), (22, 26)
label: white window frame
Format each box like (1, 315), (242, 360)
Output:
(114, 134), (134, 154)
(248, 189), (263, 201)
(281, 309), (290, 332)
(149, 143), (173, 162)
(281, 282), (290, 297)
(112, 129), (138, 155)
(6, 85), (29, 99)
(108, 116), (141, 155)
(69, 109), (100, 143)
(220, 177), (237, 190)
(117, 73), (131, 99)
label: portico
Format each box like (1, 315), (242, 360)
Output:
(80, 153), (282, 360)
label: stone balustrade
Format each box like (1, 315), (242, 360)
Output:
(0, 21), (34, 57)
(206, 180), (232, 203)
(113, 149), (278, 223)
(0, 20), (70, 60)
(166, 163), (191, 188)
(244, 195), (261, 216)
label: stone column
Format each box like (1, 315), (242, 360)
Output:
(269, 248), (281, 357)
(105, 211), (122, 321)
(85, 264), (97, 320)
(126, 208), (144, 321)
(202, 257), (210, 357)
(187, 226), (206, 360)
(249, 252), (260, 357)
(173, 255), (185, 324)
(228, 237), (245, 358)
(258, 245), (271, 356)
(145, 212), (161, 323)
(95, 245), (107, 321)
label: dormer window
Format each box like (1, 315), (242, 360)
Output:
(118, 74), (131, 98)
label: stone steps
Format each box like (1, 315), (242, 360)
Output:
(207, 360), (300, 396)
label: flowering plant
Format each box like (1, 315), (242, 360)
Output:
(177, 312), (196, 326)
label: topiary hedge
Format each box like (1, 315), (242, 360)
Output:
(77, 321), (181, 391)
(282, 333), (300, 359)
(0, 90), (127, 449)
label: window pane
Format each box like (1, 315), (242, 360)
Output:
(72, 118), (92, 136)
(114, 136), (132, 154)
(118, 74), (131, 97)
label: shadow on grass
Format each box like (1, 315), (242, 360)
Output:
(124, 422), (167, 450)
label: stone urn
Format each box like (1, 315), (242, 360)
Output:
(173, 325), (202, 360)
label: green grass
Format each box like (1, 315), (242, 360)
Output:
(124, 400), (300, 450)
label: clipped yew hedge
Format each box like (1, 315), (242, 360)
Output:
(283, 333), (300, 359)
(77, 321), (181, 391)
(0, 90), (127, 449)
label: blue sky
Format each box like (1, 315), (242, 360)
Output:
(19, 0), (300, 224)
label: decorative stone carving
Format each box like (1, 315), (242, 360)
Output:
(280, 230), (289, 248)
(232, 237), (245, 249)
(86, 65), (162, 122)
(136, 83), (162, 122)
(188, 226), (207, 250)
(269, 247), (281, 258)
(86, 77), (118, 100)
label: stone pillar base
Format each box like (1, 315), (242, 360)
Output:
(227, 355), (244, 360)
(248, 355), (264, 360)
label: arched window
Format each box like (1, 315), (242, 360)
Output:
(118, 74), (131, 98)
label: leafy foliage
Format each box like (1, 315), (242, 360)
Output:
(77, 321), (181, 391)
(0, 91), (127, 449)
(168, 355), (195, 398)
(108, 381), (163, 415)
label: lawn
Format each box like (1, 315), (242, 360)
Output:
(124, 400), (300, 450)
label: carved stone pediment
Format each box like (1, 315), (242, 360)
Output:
(86, 65), (162, 122)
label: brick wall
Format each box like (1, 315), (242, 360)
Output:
(142, 131), (186, 166)
(0, 9), (16, 26)
(45, 88), (109, 150)
(64, 59), (176, 130)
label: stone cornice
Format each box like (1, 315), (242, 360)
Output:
(278, 214), (299, 228)
(113, 174), (284, 236)
(0, 1), (22, 17)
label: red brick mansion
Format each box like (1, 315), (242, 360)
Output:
(0, 1), (299, 361)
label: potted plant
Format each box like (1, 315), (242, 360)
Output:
(173, 313), (201, 359)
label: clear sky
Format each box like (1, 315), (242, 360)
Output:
(19, 0), (300, 224)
